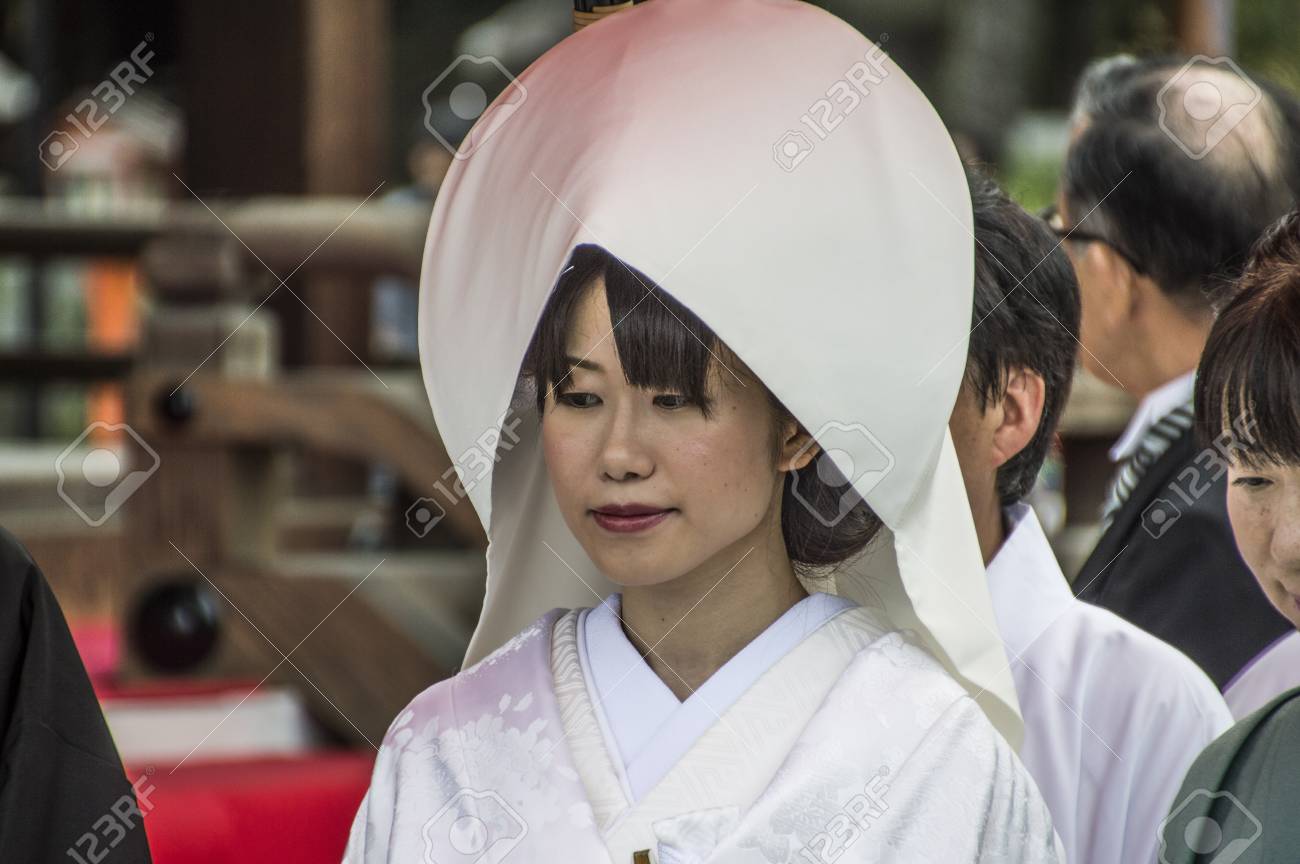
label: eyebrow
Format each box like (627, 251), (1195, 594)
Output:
(564, 354), (603, 372)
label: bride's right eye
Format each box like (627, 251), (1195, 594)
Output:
(557, 391), (601, 409)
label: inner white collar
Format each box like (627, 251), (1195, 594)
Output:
(581, 589), (856, 800)
(1109, 370), (1195, 463)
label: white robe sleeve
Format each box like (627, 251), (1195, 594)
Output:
(873, 696), (1065, 863)
(1098, 651), (1233, 864)
(342, 714), (403, 864)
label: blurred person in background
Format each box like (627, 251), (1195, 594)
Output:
(952, 167), (1231, 864)
(1052, 54), (1298, 700)
(370, 114), (462, 363)
(1159, 210), (1300, 864)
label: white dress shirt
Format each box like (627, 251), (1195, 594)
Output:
(1110, 370), (1196, 462)
(577, 590), (855, 802)
(987, 503), (1233, 864)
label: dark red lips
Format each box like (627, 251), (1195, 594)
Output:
(590, 503), (675, 533)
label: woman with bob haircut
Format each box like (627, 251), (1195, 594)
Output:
(1160, 210), (1300, 863)
(345, 1), (1062, 861)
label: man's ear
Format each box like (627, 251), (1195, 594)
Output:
(778, 418), (820, 472)
(990, 368), (1045, 469)
(1091, 242), (1143, 321)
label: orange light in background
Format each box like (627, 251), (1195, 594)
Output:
(86, 259), (139, 426)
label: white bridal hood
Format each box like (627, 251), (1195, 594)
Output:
(418, 0), (1022, 746)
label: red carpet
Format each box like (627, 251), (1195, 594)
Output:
(125, 752), (374, 864)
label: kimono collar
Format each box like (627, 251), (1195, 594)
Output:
(417, 0), (1023, 747)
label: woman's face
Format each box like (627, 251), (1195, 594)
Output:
(1227, 458), (1300, 631)
(540, 280), (798, 588)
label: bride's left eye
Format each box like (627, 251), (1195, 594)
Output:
(653, 393), (690, 410)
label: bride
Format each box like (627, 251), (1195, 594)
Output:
(345, 0), (1062, 861)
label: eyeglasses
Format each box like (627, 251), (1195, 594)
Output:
(1040, 203), (1146, 275)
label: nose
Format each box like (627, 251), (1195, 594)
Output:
(598, 400), (654, 482)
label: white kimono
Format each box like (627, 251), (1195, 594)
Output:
(344, 599), (1063, 863)
(986, 504), (1233, 864)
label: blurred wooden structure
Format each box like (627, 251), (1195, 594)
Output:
(0, 195), (485, 745)
(1175, 0), (1236, 56)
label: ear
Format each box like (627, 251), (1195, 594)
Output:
(990, 368), (1046, 469)
(1090, 243), (1142, 320)
(777, 417), (820, 472)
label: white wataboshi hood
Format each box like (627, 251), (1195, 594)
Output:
(417, 0), (1021, 746)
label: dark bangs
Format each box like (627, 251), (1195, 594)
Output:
(522, 244), (734, 417)
(1194, 212), (1300, 467)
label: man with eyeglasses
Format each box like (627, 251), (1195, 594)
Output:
(1052, 54), (1300, 713)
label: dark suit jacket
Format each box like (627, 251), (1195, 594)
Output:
(1074, 427), (1292, 690)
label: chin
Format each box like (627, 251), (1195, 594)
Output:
(1277, 604), (1300, 633)
(1275, 584), (1300, 631)
(587, 544), (691, 589)
(595, 556), (683, 588)
(602, 570), (681, 589)
(1262, 576), (1300, 631)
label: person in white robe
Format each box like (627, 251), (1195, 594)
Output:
(344, 1), (1065, 861)
(947, 169), (1233, 864)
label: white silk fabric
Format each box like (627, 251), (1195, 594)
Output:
(578, 591), (857, 803)
(418, 0), (1022, 745)
(550, 605), (1063, 862)
(343, 605), (1064, 862)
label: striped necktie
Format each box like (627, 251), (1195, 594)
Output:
(1100, 401), (1195, 530)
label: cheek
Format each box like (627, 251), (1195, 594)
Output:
(1227, 491), (1272, 571)
(947, 390), (986, 473)
(1077, 276), (1112, 335)
(676, 411), (777, 517)
(541, 419), (595, 507)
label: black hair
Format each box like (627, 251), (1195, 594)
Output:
(1194, 210), (1300, 467)
(521, 243), (881, 569)
(964, 166), (1081, 505)
(1061, 55), (1298, 311)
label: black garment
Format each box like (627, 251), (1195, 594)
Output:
(1075, 427), (1292, 689)
(0, 526), (152, 863)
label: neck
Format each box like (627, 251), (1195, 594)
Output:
(1130, 307), (1210, 400)
(972, 489), (1006, 567)
(619, 519), (806, 701)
